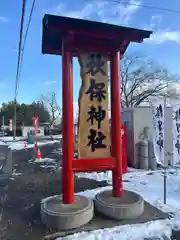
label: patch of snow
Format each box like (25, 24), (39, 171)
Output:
(40, 135), (62, 139)
(31, 157), (60, 171)
(76, 171), (111, 182)
(0, 140), (9, 146)
(41, 195), (59, 203)
(12, 169), (22, 176)
(10, 177), (15, 180)
(34, 158), (55, 163)
(56, 219), (172, 240)
(78, 186), (111, 200)
(52, 148), (62, 155)
(0, 136), (25, 142)
(9, 140), (59, 150)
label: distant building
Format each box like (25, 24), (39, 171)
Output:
(22, 126), (45, 137)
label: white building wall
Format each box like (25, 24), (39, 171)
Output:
(121, 106), (173, 167)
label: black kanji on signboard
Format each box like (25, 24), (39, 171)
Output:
(157, 134), (163, 152)
(176, 123), (180, 133)
(87, 129), (106, 152)
(155, 104), (163, 118)
(86, 78), (106, 102)
(86, 53), (106, 76)
(87, 105), (106, 129)
(175, 139), (180, 154)
(158, 120), (163, 132)
(174, 108), (180, 121)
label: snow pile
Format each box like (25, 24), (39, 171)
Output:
(57, 219), (172, 240)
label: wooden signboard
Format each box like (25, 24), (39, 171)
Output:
(78, 53), (110, 158)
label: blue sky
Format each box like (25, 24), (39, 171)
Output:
(0, 0), (180, 114)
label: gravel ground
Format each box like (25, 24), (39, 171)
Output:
(0, 146), (107, 240)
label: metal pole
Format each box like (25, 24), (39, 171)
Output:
(13, 99), (17, 140)
(62, 34), (74, 204)
(110, 51), (123, 197)
(163, 95), (167, 204)
(163, 166), (167, 204)
(2, 115), (4, 137)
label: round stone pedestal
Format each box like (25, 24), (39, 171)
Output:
(41, 195), (94, 230)
(94, 190), (144, 220)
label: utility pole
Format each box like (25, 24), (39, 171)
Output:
(2, 115), (4, 137)
(13, 0), (27, 140)
(163, 94), (167, 204)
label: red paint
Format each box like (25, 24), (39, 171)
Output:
(121, 126), (127, 173)
(73, 157), (115, 172)
(110, 52), (123, 197)
(62, 34), (74, 204)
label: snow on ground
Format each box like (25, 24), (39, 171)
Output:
(57, 219), (172, 240)
(12, 169), (22, 177)
(77, 169), (180, 214)
(9, 140), (59, 150)
(52, 148), (62, 155)
(56, 169), (180, 239)
(39, 135), (62, 140)
(0, 136), (26, 142)
(28, 156), (62, 171)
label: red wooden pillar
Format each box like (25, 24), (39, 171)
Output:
(62, 34), (74, 204)
(110, 51), (123, 197)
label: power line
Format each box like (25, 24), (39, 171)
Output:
(14, 0), (27, 140)
(108, 0), (180, 14)
(17, 0), (36, 94)
(14, 0), (27, 99)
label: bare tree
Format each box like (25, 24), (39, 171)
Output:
(120, 53), (179, 108)
(41, 92), (61, 127)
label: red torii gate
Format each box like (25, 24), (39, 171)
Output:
(42, 15), (152, 204)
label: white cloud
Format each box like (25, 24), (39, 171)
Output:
(44, 80), (56, 86)
(0, 16), (8, 23)
(149, 15), (162, 30)
(146, 30), (180, 44)
(51, 0), (141, 25)
(143, 15), (180, 44)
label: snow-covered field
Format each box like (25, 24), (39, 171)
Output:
(57, 219), (172, 240)
(56, 169), (180, 239)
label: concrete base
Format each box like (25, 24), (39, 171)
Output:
(41, 195), (94, 230)
(94, 190), (144, 220)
